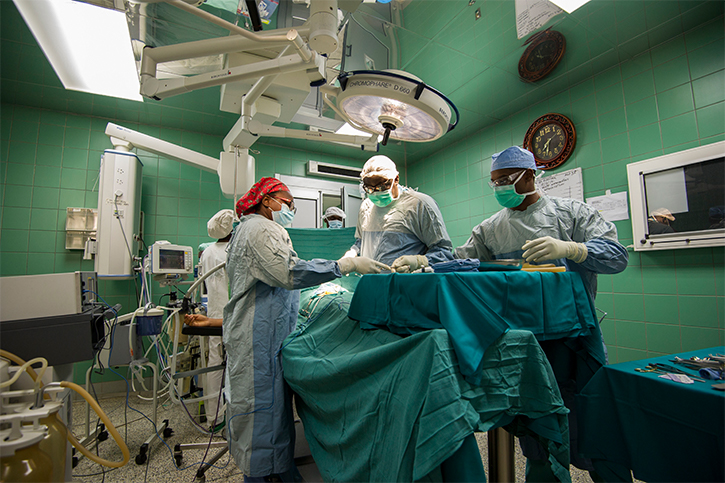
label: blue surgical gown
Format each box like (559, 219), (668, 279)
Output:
(454, 195), (628, 299)
(455, 195), (628, 472)
(349, 187), (454, 266)
(223, 214), (341, 477)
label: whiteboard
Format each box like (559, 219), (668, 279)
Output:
(537, 167), (584, 202)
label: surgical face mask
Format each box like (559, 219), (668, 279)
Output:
(368, 189), (395, 207)
(328, 220), (343, 229)
(493, 171), (536, 209)
(270, 198), (295, 227)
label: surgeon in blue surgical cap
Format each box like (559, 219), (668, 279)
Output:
(343, 155), (454, 272)
(455, 145), (628, 300)
(455, 146), (628, 481)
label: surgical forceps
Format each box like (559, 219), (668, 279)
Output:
(635, 363), (705, 382)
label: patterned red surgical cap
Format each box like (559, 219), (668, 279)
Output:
(236, 177), (290, 217)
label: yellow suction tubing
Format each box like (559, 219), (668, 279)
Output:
(0, 350), (130, 468)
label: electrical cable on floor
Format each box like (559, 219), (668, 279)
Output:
(196, 365), (227, 481)
(72, 467), (120, 478)
(105, 367), (230, 472)
(88, 376), (106, 483)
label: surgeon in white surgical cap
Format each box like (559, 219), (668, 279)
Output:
(455, 145), (628, 481)
(343, 155), (454, 272)
(322, 206), (346, 229)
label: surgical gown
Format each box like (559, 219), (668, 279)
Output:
(349, 187), (454, 266)
(454, 195), (628, 299)
(454, 195), (628, 473)
(200, 241), (229, 421)
(223, 214), (342, 477)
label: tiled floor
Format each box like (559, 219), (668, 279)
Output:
(70, 392), (633, 482)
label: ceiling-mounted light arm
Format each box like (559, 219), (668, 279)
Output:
(166, 0), (316, 56)
(245, 120), (379, 152)
(240, 46), (290, 122)
(139, 36), (291, 80)
(105, 123), (219, 172)
(105, 123), (254, 198)
(141, 48), (323, 100)
(338, 70), (460, 134)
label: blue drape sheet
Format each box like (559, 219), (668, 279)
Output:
(281, 291), (572, 482)
(347, 271), (605, 386)
(578, 346), (725, 482)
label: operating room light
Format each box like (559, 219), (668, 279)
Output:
(336, 70), (458, 146)
(547, 0), (592, 13)
(13, 0), (143, 102)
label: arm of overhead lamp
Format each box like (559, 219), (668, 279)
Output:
(141, 51), (321, 100)
(246, 120), (379, 152)
(105, 123), (219, 172)
(106, 123), (254, 199)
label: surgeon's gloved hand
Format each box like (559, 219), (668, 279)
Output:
(521, 236), (588, 264)
(342, 249), (357, 259)
(337, 256), (390, 275)
(391, 254), (429, 273)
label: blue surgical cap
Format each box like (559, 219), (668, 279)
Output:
(491, 146), (537, 172)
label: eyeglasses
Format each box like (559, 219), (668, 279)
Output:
(488, 170), (526, 188)
(270, 196), (297, 214)
(361, 178), (394, 194)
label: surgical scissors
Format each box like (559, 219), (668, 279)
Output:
(649, 362), (706, 382)
(635, 364), (705, 382)
(635, 366), (666, 374)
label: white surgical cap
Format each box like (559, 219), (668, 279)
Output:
(324, 206), (346, 220)
(207, 209), (236, 239)
(360, 155), (399, 180)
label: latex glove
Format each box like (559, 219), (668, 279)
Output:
(391, 254), (429, 273)
(342, 249), (358, 259)
(521, 236), (588, 263)
(337, 256), (390, 275)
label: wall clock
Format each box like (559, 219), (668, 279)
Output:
(518, 29), (566, 82)
(523, 113), (576, 170)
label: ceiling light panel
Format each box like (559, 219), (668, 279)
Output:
(14, 0), (142, 101)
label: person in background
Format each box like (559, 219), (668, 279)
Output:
(647, 207), (675, 234)
(198, 241), (214, 261)
(344, 155), (454, 273)
(322, 206), (346, 229)
(224, 177), (388, 483)
(709, 206), (725, 229)
(198, 209), (234, 431)
(455, 145), (629, 482)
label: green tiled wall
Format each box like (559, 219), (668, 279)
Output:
(0, 104), (365, 382)
(406, 17), (725, 363)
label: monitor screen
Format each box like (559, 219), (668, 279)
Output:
(159, 249), (186, 270)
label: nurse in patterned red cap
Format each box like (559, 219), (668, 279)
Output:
(223, 177), (388, 482)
